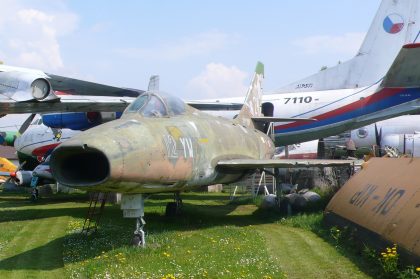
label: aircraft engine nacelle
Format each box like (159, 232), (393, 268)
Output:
(14, 171), (33, 186)
(381, 134), (420, 157)
(0, 71), (55, 101)
(42, 112), (122, 130)
(351, 124), (377, 148)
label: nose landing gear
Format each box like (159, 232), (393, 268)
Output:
(121, 194), (147, 247)
(132, 217), (146, 247)
(121, 192), (184, 247)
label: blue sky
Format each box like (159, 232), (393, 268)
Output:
(0, 0), (380, 102)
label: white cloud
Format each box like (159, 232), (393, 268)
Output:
(0, 0), (78, 71)
(293, 32), (366, 55)
(186, 63), (249, 99)
(116, 31), (237, 61)
(89, 22), (112, 33)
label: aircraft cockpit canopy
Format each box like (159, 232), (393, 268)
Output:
(124, 91), (186, 118)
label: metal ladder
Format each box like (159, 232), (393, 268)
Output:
(82, 192), (108, 235)
(251, 170), (276, 198)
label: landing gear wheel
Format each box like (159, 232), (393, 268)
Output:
(165, 192), (183, 217)
(131, 234), (143, 246)
(30, 188), (39, 202)
(165, 202), (178, 217)
(132, 217), (146, 247)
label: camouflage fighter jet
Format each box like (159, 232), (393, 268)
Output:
(50, 62), (353, 246)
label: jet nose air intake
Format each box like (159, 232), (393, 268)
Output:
(51, 145), (110, 187)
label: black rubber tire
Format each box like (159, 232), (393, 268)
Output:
(131, 234), (142, 246)
(165, 202), (178, 217)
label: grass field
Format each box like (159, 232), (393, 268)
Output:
(0, 191), (378, 278)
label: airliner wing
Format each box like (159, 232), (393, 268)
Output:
(0, 65), (142, 113)
(0, 95), (134, 113)
(217, 159), (355, 171)
(47, 74), (142, 97)
(0, 65), (244, 113)
(251, 117), (317, 123)
(187, 101), (243, 110)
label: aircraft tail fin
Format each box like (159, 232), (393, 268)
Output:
(381, 43), (420, 88)
(234, 62), (264, 128)
(276, 0), (420, 93)
(148, 75), (159, 91)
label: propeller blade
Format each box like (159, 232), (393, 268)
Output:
(374, 124), (381, 146)
(18, 114), (36, 135)
(374, 124), (383, 156)
(317, 138), (325, 159)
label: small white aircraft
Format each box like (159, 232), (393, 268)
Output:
(0, 117), (80, 191)
(14, 118), (80, 164)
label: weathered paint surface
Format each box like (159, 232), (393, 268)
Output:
(325, 158), (420, 259)
(52, 103), (274, 193)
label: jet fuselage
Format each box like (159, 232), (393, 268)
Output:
(51, 105), (274, 193)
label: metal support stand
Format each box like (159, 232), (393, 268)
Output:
(230, 185), (238, 200)
(274, 168), (281, 207)
(252, 170), (272, 199)
(266, 122), (275, 141)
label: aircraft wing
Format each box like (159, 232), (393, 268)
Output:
(216, 159), (355, 171)
(47, 74), (142, 98)
(0, 65), (245, 113)
(251, 117), (317, 123)
(186, 101), (243, 111)
(0, 65), (142, 113)
(0, 95), (134, 113)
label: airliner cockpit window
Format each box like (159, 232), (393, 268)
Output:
(141, 95), (168, 118)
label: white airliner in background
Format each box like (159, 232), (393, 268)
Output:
(203, 0), (420, 145)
